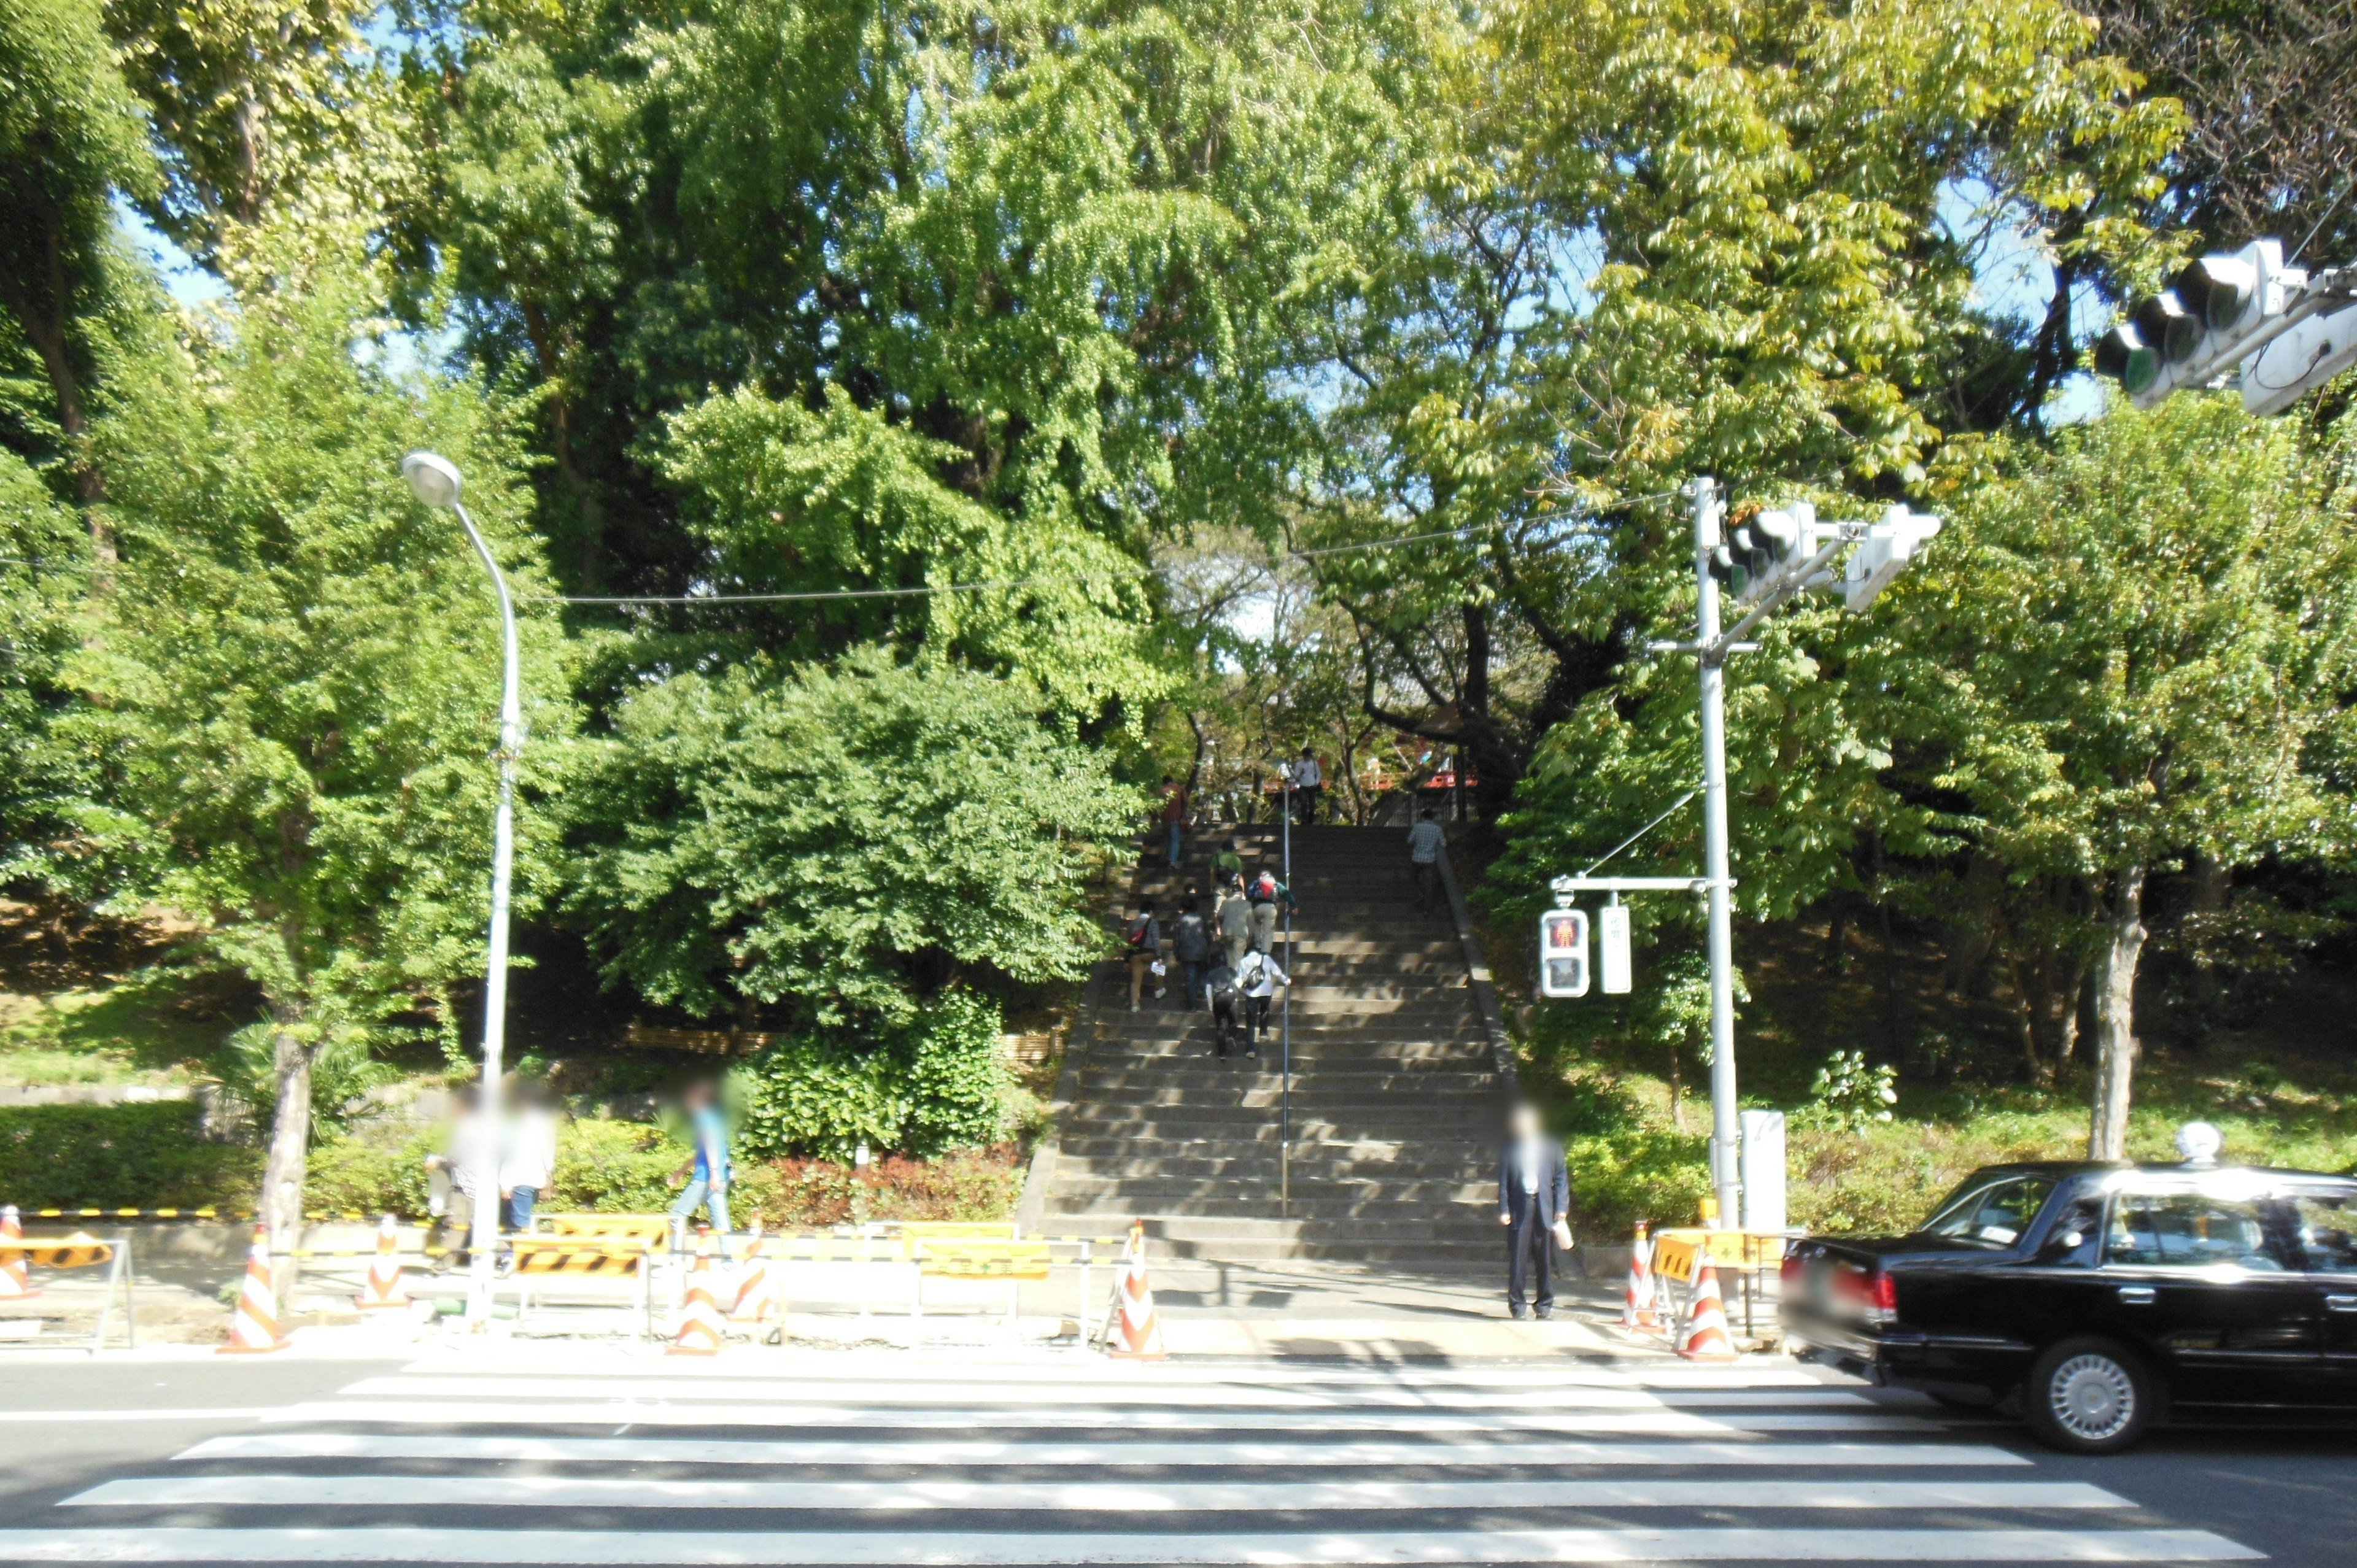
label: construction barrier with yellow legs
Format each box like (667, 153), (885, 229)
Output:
(1622, 1219), (1663, 1336)
(0, 1206), (33, 1300)
(729, 1223), (773, 1324)
(355, 1215), (410, 1311)
(669, 1229), (726, 1355)
(220, 1225), (287, 1354)
(1676, 1254), (1738, 1362)
(1104, 1220), (1166, 1361)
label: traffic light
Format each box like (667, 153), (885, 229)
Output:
(1538, 908), (1589, 998)
(1842, 504), (1941, 614)
(2096, 241), (2302, 410)
(1709, 502), (1824, 604)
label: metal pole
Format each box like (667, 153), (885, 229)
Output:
(1692, 477), (1741, 1229)
(452, 498), (521, 1325)
(1280, 765), (1291, 1215)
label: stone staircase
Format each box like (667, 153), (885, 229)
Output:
(1028, 824), (1508, 1275)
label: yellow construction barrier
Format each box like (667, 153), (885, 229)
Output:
(0, 1229), (136, 1353)
(1649, 1227), (1788, 1346)
(533, 1213), (672, 1244)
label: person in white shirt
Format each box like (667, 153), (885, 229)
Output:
(1291, 748), (1323, 825)
(499, 1081), (561, 1254)
(1406, 808), (1447, 911)
(425, 1084), (498, 1272)
(1235, 949), (1288, 1060)
(1495, 1101), (1573, 1318)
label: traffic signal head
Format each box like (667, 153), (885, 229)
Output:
(1724, 502), (1814, 603)
(2131, 293), (2200, 365)
(2097, 241), (2301, 411)
(1538, 908), (1589, 998)
(1842, 504), (1941, 614)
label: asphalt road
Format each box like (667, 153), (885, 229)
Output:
(0, 1350), (2348, 1565)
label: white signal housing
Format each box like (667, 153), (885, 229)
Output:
(1842, 505), (1941, 614)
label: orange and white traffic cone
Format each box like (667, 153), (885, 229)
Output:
(0, 1205), (36, 1300)
(1622, 1220), (1661, 1335)
(1676, 1253), (1738, 1362)
(669, 1228), (726, 1355)
(728, 1224), (772, 1323)
(220, 1224), (287, 1353)
(1105, 1220), (1167, 1361)
(355, 1214), (409, 1311)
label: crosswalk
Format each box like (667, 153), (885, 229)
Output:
(0, 1349), (2262, 1564)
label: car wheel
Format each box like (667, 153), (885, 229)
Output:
(2023, 1337), (2153, 1454)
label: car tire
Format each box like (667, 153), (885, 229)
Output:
(2022, 1337), (2153, 1454)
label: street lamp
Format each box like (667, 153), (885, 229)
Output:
(400, 450), (522, 1328)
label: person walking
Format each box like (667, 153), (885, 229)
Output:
(1407, 808), (1447, 912)
(424, 1084), (496, 1273)
(1124, 902), (1165, 1010)
(667, 1079), (733, 1256)
(497, 1081), (560, 1266)
(1159, 775), (1188, 869)
(1235, 947), (1288, 1061)
(1496, 1101), (1573, 1319)
(1213, 836), (1245, 886)
(1245, 867), (1295, 957)
(1216, 876), (1253, 970)
(1293, 747), (1322, 825)
(1172, 897), (1213, 1010)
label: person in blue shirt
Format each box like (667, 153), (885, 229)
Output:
(667, 1079), (733, 1254)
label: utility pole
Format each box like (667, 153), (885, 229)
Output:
(1690, 477), (1741, 1227)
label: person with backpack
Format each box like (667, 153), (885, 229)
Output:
(1246, 868), (1296, 956)
(1215, 876), (1253, 970)
(1204, 957), (1242, 1058)
(1236, 948), (1289, 1059)
(1124, 902), (1165, 1011)
(1171, 898), (1213, 1009)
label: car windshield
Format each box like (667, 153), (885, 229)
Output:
(1918, 1175), (2056, 1248)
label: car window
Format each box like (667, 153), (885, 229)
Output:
(2103, 1193), (2291, 1272)
(2292, 1192), (2357, 1273)
(1920, 1176), (2054, 1248)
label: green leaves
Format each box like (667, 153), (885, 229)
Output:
(568, 646), (1140, 1028)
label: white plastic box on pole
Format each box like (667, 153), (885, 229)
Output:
(1738, 1110), (1786, 1234)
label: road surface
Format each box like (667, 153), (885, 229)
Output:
(0, 1348), (2348, 1564)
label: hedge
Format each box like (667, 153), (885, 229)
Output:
(0, 1102), (257, 1210)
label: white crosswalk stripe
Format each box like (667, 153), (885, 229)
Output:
(0, 1352), (2263, 1566)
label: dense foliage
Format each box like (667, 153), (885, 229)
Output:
(2, 0), (2355, 1200)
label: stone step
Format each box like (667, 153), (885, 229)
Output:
(1054, 1153), (1492, 1180)
(1048, 1175), (1494, 1205)
(1074, 1068), (1500, 1092)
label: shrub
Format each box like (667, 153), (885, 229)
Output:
(732, 989), (1012, 1161)
(1565, 1127), (1711, 1238)
(0, 1102), (255, 1208)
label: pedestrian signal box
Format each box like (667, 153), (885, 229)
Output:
(1598, 903), (1632, 995)
(1538, 908), (1589, 997)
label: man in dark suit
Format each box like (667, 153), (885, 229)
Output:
(1496, 1101), (1573, 1318)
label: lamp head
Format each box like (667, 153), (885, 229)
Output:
(2175, 1121), (2223, 1168)
(400, 450), (463, 509)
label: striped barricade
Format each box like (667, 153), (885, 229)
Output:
(501, 1236), (659, 1338)
(0, 1227), (135, 1353)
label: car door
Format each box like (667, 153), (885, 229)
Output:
(2287, 1184), (2357, 1406)
(2098, 1186), (2316, 1407)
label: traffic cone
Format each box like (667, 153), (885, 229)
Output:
(355, 1215), (409, 1311)
(220, 1225), (287, 1353)
(1622, 1220), (1661, 1335)
(0, 1205), (36, 1300)
(728, 1224), (773, 1323)
(1105, 1220), (1167, 1361)
(668, 1228), (725, 1356)
(1676, 1253), (1738, 1362)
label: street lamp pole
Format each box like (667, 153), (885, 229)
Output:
(1690, 477), (1741, 1229)
(401, 451), (522, 1326)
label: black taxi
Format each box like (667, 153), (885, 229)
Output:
(1779, 1156), (2357, 1451)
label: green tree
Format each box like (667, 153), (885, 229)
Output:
(73, 268), (574, 1256)
(1883, 397), (2357, 1157)
(1291, 0), (2179, 820)
(0, 0), (157, 509)
(567, 647), (1140, 1031)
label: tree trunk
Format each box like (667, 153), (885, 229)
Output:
(257, 1005), (315, 1295)
(2086, 867), (2146, 1161)
(2008, 956), (2050, 1087)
